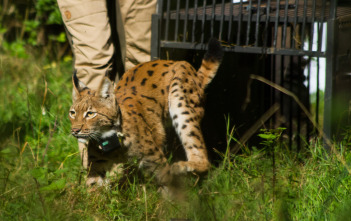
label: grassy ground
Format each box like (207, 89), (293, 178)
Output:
(1, 54), (351, 220)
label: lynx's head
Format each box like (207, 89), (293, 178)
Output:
(69, 73), (120, 144)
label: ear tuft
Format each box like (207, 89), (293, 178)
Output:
(99, 77), (114, 99)
(72, 71), (88, 101)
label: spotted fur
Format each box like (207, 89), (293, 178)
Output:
(69, 39), (223, 187)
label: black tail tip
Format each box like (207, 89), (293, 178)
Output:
(204, 38), (223, 62)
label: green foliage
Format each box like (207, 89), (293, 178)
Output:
(2, 40), (28, 58)
(24, 20), (41, 46)
(258, 127), (285, 147)
(0, 0), (68, 60)
(0, 53), (77, 219)
(2, 53), (351, 220)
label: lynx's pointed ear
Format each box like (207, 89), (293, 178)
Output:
(98, 77), (114, 99)
(72, 71), (87, 101)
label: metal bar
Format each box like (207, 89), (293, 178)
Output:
(246, 0), (253, 45)
(192, 0), (198, 43)
(156, 0), (163, 14)
(315, 1), (326, 126)
(165, 0), (171, 41)
(309, 0), (316, 52)
(263, 0), (271, 48)
(254, 0), (262, 47)
(227, 1), (233, 43)
(329, 0), (337, 19)
(151, 14), (160, 60)
(323, 18), (337, 148)
(317, 1), (326, 52)
(273, 0), (280, 48)
(174, 11), (326, 23)
(316, 57), (320, 125)
(300, 0), (307, 49)
(307, 57), (311, 126)
(292, 0), (299, 49)
(236, 0), (243, 45)
(306, 58), (311, 143)
(297, 112), (301, 150)
(278, 55), (285, 145)
(267, 56), (275, 129)
(157, 0), (163, 57)
(282, 0), (289, 48)
(271, 55), (276, 128)
(201, 0), (207, 44)
(183, 0), (189, 42)
(306, 57), (312, 141)
(219, 0), (225, 41)
(287, 56), (292, 149)
(211, 0), (216, 38)
(296, 56), (302, 151)
(174, 0), (181, 41)
(160, 41), (327, 56)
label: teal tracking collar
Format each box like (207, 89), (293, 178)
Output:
(99, 132), (124, 152)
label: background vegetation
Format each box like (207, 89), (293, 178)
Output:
(1, 0), (68, 60)
(2, 1), (351, 220)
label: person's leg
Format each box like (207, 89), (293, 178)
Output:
(57, 0), (118, 186)
(57, 0), (115, 90)
(119, 0), (157, 71)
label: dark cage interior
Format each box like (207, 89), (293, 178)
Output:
(151, 0), (351, 158)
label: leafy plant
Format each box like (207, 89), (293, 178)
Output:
(0, 0), (68, 60)
(258, 127), (285, 147)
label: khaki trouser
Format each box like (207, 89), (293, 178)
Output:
(57, 0), (156, 178)
(57, 0), (156, 90)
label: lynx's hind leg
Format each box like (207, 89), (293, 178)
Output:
(168, 62), (210, 175)
(168, 39), (222, 175)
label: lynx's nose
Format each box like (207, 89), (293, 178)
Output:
(71, 128), (81, 135)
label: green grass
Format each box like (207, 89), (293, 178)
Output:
(1, 53), (351, 220)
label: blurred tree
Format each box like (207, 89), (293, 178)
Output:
(0, 0), (70, 60)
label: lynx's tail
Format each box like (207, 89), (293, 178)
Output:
(197, 38), (223, 88)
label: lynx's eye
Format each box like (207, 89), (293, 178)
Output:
(85, 111), (97, 119)
(69, 110), (76, 118)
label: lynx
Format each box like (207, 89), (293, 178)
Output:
(69, 39), (223, 188)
